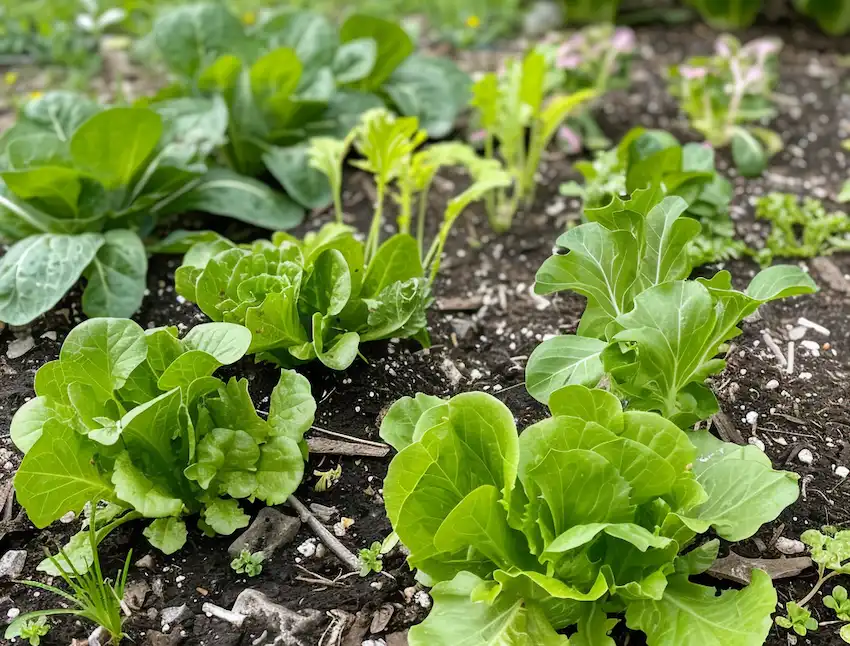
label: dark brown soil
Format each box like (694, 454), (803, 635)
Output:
(1, 18), (849, 646)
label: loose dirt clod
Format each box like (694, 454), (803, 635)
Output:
(228, 507), (301, 559)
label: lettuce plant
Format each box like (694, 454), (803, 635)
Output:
(539, 24), (636, 151)
(176, 110), (509, 371)
(668, 34), (783, 177)
(685, 0), (762, 28)
(10, 318), (315, 565)
(526, 187), (817, 425)
(561, 128), (744, 265)
(470, 50), (596, 232)
(0, 92), (299, 326)
(795, 0), (850, 34)
(562, 0), (621, 23)
(142, 5), (470, 169)
(380, 386), (799, 645)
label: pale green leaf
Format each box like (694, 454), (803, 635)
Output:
(203, 498), (250, 535)
(143, 517), (188, 554)
(82, 229), (148, 318)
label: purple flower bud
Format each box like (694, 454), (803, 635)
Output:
(557, 51), (582, 70)
(744, 37), (781, 60)
(744, 65), (764, 85)
(611, 27), (635, 54)
(558, 126), (582, 154)
(679, 65), (707, 80)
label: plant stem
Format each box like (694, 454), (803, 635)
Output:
(365, 182), (386, 265)
(332, 181), (343, 224)
(416, 178), (433, 261)
(799, 569), (840, 608)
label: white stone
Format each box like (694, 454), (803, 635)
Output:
(798, 317), (830, 336)
(766, 379), (780, 390)
(414, 590), (432, 609)
(798, 449), (814, 465)
(837, 466), (850, 478)
(6, 336), (34, 359)
(801, 340), (820, 353)
(0, 550), (27, 580)
(296, 539), (317, 558)
(775, 537), (806, 555)
(745, 411), (759, 425)
(788, 326), (808, 341)
(747, 437), (765, 451)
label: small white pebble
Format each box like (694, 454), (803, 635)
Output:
(745, 411), (759, 426)
(414, 590), (432, 609)
(775, 537), (806, 555)
(747, 436), (765, 451)
(798, 449), (814, 465)
(297, 539), (317, 558)
(765, 379), (780, 390)
(7, 608), (19, 619)
(788, 326), (808, 341)
(800, 340), (820, 353)
(175, 575), (185, 583)
(836, 466), (850, 478)
(799, 372), (813, 380)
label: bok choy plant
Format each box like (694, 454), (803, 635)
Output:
(10, 318), (315, 567)
(526, 186), (817, 425)
(176, 109), (510, 370)
(668, 34), (783, 177)
(380, 386), (799, 645)
(0, 91), (300, 326)
(470, 49), (596, 232)
(560, 127), (745, 265)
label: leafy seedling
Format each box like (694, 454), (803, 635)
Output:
(825, 585), (850, 621)
(314, 465), (342, 492)
(231, 549), (265, 577)
(776, 602), (818, 636)
(4, 504), (131, 644)
(17, 617), (50, 646)
(358, 542), (383, 576)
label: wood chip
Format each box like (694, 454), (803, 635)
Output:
(307, 437), (390, 458)
(711, 411), (746, 445)
(436, 295), (485, 312)
(370, 603), (395, 634)
(707, 552), (812, 585)
(811, 257), (850, 294)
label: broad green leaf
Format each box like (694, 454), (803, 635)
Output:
(301, 249), (352, 316)
(312, 313), (360, 370)
(245, 288), (308, 353)
(149, 3), (250, 80)
(203, 498), (250, 535)
(362, 234), (422, 298)
(547, 385), (622, 429)
(626, 570), (776, 646)
(519, 50), (546, 114)
(10, 396), (74, 454)
(250, 47), (302, 105)
(70, 108), (163, 189)
(731, 127), (767, 178)
(675, 539), (720, 575)
(268, 369), (316, 442)
(571, 604), (617, 646)
(59, 318), (147, 398)
(36, 527), (99, 576)
(23, 91), (101, 141)
(160, 168), (304, 230)
(359, 278), (430, 343)
(0, 233), (105, 326)
(15, 419), (113, 527)
(410, 572), (568, 646)
(1, 166), (81, 217)
(638, 196), (700, 289)
(119, 387), (183, 479)
(82, 229), (148, 318)
(525, 335), (607, 404)
(682, 431), (799, 541)
(153, 95), (229, 158)
(181, 322), (252, 364)
(158, 350), (222, 391)
(332, 38), (377, 84)
(263, 145), (332, 210)
(544, 523), (673, 557)
(253, 435), (305, 504)
(184, 428), (260, 496)
(339, 15), (413, 90)
(745, 264), (818, 301)
(143, 517), (188, 554)
(539, 89), (598, 146)
(112, 452), (183, 518)
(379, 392), (445, 452)
(535, 223), (638, 338)
(259, 10), (337, 71)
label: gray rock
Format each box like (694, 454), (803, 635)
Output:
(386, 632), (409, 646)
(308, 503), (338, 523)
(124, 579), (151, 611)
(228, 508), (300, 559)
(0, 550), (26, 580)
(6, 337), (34, 360)
(161, 603), (192, 628)
(145, 630), (186, 646)
(450, 317), (475, 341)
(231, 589), (324, 645)
(135, 554), (156, 570)
(523, 1), (564, 37)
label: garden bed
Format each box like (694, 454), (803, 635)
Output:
(1, 17), (849, 646)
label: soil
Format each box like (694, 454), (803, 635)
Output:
(1, 18), (850, 646)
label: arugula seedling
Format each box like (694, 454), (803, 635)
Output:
(231, 549), (265, 577)
(5, 504), (130, 645)
(668, 34), (783, 176)
(17, 617), (49, 646)
(470, 49), (596, 231)
(776, 602), (819, 636)
(177, 110), (509, 371)
(561, 127), (745, 265)
(314, 465), (343, 492)
(0, 91), (298, 326)
(825, 585), (850, 621)
(10, 318), (316, 566)
(358, 541), (384, 576)
(527, 185), (817, 423)
(381, 385), (800, 646)
(539, 24), (635, 152)
(755, 192), (850, 265)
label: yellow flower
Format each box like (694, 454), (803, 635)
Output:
(241, 11), (256, 25)
(465, 14), (481, 29)
(29, 91), (43, 99)
(4, 71), (17, 86)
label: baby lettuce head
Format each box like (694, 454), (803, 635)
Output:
(11, 318), (315, 568)
(380, 386), (799, 645)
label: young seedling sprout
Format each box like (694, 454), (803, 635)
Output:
(230, 550), (265, 577)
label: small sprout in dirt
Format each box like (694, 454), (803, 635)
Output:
(314, 465), (343, 492)
(842, 624), (850, 644)
(756, 193), (850, 265)
(4, 504), (131, 645)
(380, 532), (400, 555)
(825, 586), (850, 621)
(358, 542), (384, 577)
(18, 617), (50, 646)
(794, 528), (850, 608)
(668, 34), (783, 176)
(230, 549), (264, 577)
(775, 602), (818, 636)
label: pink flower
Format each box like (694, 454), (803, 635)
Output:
(611, 27), (635, 54)
(558, 126), (582, 154)
(744, 65), (764, 85)
(679, 65), (707, 80)
(715, 38), (732, 58)
(469, 129), (488, 144)
(744, 37), (782, 60)
(557, 52), (582, 70)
